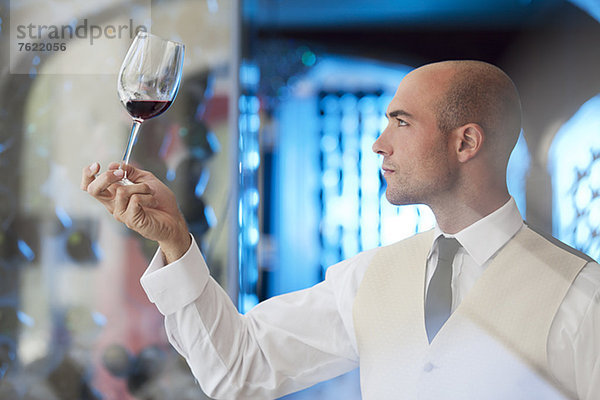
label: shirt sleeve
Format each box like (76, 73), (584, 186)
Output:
(547, 261), (600, 400)
(140, 236), (361, 400)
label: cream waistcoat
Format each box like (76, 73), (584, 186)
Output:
(352, 226), (588, 400)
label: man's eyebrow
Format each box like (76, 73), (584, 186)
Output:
(386, 109), (414, 119)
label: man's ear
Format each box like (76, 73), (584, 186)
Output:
(455, 123), (484, 163)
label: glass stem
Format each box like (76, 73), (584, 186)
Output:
(121, 119), (143, 180)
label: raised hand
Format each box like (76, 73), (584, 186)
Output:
(81, 162), (191, 263)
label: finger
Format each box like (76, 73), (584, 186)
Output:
(81, 162), (100, 191)
(116, 193), (159, 229)
(107, 162), (121, 171)
(86, 168), (126, 198)
(130, 193), (159, 210)
(113, 182), (155, 217)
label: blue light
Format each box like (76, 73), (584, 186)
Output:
(321, 169), (339, 188)
(550, 94), (600, 260)
(55, 206), (73, 229)
(92, 242), (104, 261)
(249, 115), (260, 133)
(204, 205), (217, 228)
(415, 205), (435, 232)
(195, 169), (210, 197)
(569, 0), (600, 21)
(340, 93), (358, 110)
(245, 188), (260, 208)
(166, 168), (176, 181)
(249, 96), (260, 113)
(358, 95), (377, 112)
(239, 95), (248, 112)
(18, 240), (35, 261)
(575, 185), (591, 209)
(240, 63), (260, 87)
(238, 81), (261, 311)
(158, 131), (173, 159)
(506, 131), (530, 217)
(245, 150), (260, 170)
(36, 146), (48, 158)
(32, 56), (40, 66)
(17, 310), (35, 327)
(323, 116), (340, 135)
(590, 199), (600, 225)
(206, 131), (221, 153)
(576, 221), (590, 243)
(240, 294), (258, 314)
(92, 311), (107, 327)
(320, 134), (338, 153)
(301, 51), (317, 67)
(207, 0), (219, 13)
(238, 117), (247, 133)
(247, 227), (259, 246)
(321, 95), (340, 113)
(379, 114), (388, 131)
(591, 160), (600, 182)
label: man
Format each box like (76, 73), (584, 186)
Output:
(82, 60), (600, 399)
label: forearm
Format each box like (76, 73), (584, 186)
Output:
(141, 241), (264, 398)
(164, 278), (287, 399)
(141, 238), (359, 399)
(165, 279), (358, 399)
(164, 278), (257, 398)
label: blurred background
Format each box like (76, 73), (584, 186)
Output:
(0, 0), (599, 398)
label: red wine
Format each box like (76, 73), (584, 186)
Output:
(125, 100), (172, 120)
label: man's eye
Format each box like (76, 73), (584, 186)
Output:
(396, 119), (408, 127)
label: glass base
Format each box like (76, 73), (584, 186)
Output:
(117, 177), (135, 186)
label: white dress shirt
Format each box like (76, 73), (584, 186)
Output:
(141, 198), (600, 399)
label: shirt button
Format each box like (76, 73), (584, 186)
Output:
(423, 362), (435, 372)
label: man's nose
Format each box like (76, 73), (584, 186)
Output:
(372, 130), (390, 156)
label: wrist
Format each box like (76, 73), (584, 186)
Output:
(158, 230), (192, 264)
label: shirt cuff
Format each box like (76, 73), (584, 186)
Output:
(140, 234), (210, 316)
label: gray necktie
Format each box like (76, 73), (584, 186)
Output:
(425, 237), (460, 343)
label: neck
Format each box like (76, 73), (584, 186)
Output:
(429, 187), (511, 235)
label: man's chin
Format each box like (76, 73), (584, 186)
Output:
(385, 191), (419, 207)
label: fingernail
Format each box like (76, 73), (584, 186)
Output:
(89, 162), (99, 173)
(113, 169), (124, 178)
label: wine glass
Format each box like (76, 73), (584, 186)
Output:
(117, 31), (185, 184)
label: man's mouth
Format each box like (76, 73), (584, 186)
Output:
(381, 165), (395, 176)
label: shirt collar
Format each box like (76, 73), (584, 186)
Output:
(432, 197), (524, 266)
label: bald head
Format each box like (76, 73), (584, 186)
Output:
(424, 60), (522, 165)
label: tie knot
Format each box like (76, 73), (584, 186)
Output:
(437, 237), (460, 263)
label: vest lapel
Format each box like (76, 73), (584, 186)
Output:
(353, 230), (433, 398)
(358, 230), (433, 347)
(452, 226), (588, 377)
